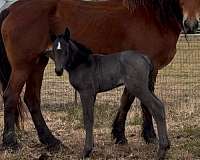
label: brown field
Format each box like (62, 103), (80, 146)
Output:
(0, 35), (200, 159)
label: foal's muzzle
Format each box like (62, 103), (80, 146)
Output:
(55, 68), (63, 76)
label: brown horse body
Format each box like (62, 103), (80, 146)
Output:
(57, 0), (181, 69)
(0, 0), (183, 158)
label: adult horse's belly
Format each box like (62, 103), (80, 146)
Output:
(70, 23), (178, 70)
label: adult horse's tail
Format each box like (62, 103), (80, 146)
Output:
(142, 55), (155, 92)
(148, 62), (155, 92)
(0, 8), (11, 91)
(0, 8), (25, 129)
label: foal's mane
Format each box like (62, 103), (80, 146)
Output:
(66, 40), (92, 70)
(124, 0), (183, 27)
(73, 40), (93, 57)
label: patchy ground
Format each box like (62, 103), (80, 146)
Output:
(0, 102), (200, 160)
(0, 36), (200, 159)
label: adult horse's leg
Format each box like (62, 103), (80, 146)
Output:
(24, 55), (61, 150)
(1, 73), (25, 129)
(79, 91), (96, 158)
(141, 69), (158, 144)
(112, 87), (135, 144)
(3, 68), (29, 149)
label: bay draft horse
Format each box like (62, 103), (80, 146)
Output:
(52, 28), (170, 159)
(0, 0), (183, 155)
(181, 0), (200, 33)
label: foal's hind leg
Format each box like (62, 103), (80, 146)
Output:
(3, 69), (29, 149)
(138, 90), (170, 160)
(112, 87), (135, 144)
(24, 55), (61, 151)
(141, 70), (158, 144)
(141, 104), (157, 144)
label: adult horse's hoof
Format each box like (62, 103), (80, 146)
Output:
(142, 131), (158, 144)
(111, 129), (128, 145)
(46, 139), (63, 153)
(2, 132), (21, 151)
(0, 142), (21, 152)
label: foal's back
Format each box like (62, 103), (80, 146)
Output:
(69, 50), (152, 93)
(119, 51), (152, 91)
(91, 50), (152, 84)
(119, 51), (152, 75)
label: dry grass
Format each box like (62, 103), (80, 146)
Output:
(0, 35), (200, 159)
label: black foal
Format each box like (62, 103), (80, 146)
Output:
(52, 28), (170, 159)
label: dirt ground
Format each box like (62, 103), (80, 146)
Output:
(0, 36), (200, 159)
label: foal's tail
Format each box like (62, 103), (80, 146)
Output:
(0, 8), (26, 129)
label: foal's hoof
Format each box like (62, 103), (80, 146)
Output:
(2, 133), (21, 151)
(115, 137), (128, 145)
(82, 147), (93, 159)
(47, 139), (63, 153)
(145, 137), (158, 144)
(39, 153), (50, 160)
(156, 143), (170, 160)
(157, 149), (167, 160)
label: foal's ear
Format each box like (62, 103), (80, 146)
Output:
(63, 27), (70, 41)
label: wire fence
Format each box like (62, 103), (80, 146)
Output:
(1, 1), (200, 110)
(41, 35), (200, 110)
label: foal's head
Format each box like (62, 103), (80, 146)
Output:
(53, 28), (92, 76)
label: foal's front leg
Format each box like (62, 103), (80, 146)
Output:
(79, 91), (96, 158)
